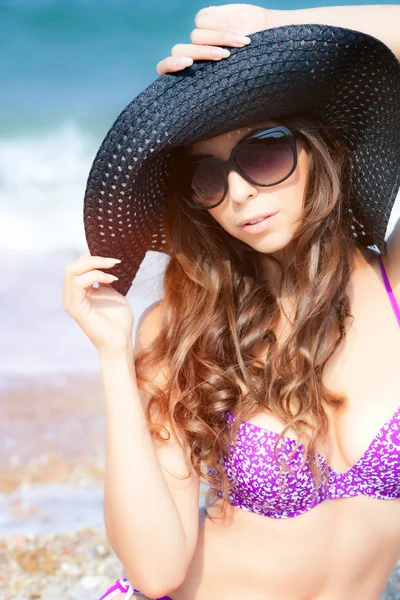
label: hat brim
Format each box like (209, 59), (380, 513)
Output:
(84, 23), (400, 296)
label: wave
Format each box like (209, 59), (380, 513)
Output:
(0, 121), (97, 255)
(1, 119), (399, 258)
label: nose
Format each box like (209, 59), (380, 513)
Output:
(227, 169), (258, 203)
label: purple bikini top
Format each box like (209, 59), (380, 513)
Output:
(207, 254), (400, 519)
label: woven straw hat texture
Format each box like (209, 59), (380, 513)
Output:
(84, 23), (400, 296)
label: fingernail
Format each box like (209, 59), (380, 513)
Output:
(212, 48), (231, 58)
(175, 57), (193, 68)
(110, 275), (119, 281)
(232, 35), (251, 45)
(106, 258), (121, 264)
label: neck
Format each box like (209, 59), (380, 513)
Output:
(260, 241), (296, 294)
(260, 243), (368, 299)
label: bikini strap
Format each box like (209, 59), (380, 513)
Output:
(378, 254), (400, 326)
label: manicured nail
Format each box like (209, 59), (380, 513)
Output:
(175, 57), (193, 68)
(105, 258), (121, 264)
(232, 35), (251, 45)
(212, 48), (231, 58)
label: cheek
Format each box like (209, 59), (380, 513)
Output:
(278, 180), (308, 229)
(287, 156), (309, 218)
(207, 207), (229, 229)
(286, 193), (305, 219)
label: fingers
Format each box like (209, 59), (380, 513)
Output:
(194, 6), (228, 31)
(156, 56), (194, 76)
(62, 254), (121, 312)
(73, 268), (118, 288)
(156, 30), (250, 76)
(189, 28), (250, 47)
(171, 42), (231, 59)
(66, 255), (120, 276)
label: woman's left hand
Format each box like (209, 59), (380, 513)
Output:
(156, 4), (272, 76)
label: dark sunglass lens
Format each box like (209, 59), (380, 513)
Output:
(185, 157), (225, 207)
(235, 133), (295, 185)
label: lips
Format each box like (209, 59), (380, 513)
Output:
(238, 212), (278, 227)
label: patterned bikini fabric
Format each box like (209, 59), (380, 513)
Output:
(98, 577), (171, 599)
(99, 253), (400, 596)
(207, 404), (400, 519)
(206, 255), (400, 519)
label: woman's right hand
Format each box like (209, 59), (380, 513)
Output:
(62, 253), (135, 357)
(156, 4), (271, 76)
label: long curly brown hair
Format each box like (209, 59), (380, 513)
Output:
(134, 114), (361, 517)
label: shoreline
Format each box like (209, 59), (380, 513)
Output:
(0, 372), (126, 599)
(1, 373), (400, 599)
(0, 373), (106, 495)
(0, 525), (125, 600)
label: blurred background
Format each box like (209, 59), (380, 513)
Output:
(1, 0), (400, 598)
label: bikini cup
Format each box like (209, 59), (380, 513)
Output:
(207, 255), (400, 518)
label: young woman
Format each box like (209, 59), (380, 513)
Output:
(62, 4), (400, 600)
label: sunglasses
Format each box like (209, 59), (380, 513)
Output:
(171, 125), (300, 210)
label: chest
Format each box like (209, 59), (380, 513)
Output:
(234, 252), (400, 475)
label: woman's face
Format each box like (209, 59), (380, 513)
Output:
(189, 118), (311, 263)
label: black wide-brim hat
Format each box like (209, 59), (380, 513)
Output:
(83, 23), (400, 296)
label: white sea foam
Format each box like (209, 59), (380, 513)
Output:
(0, 121), (398, 378)
(0, 121), (96, 256)
(0, 120), (169, 377)
(1, 121), (399, 258)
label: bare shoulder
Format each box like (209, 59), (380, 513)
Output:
(133, 299), (176, 416)
(133, 298), (174, 421)
(135, 300), (165, 351)
(384, 216), (400, 293)
(356, 237), (400, 309)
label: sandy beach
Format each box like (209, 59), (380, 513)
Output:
(0, 248), (167, 599)
(1, 372), (400, 600)
(0, 374), (106, 494)
(0, 374), (126, 600)
(0, 526), (123, 600)
(1, 240), (400, 600)
(3, 1), (400, 597)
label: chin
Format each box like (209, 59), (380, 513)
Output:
(246, 230), (294, 255)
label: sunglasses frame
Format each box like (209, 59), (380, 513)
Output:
(172, 125), (300, 210)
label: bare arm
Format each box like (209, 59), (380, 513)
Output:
(196, 3), (400, 285)
(270, 4), (400, 61)
(157, 4), (400, 74)
(270, 3), (400, 292)
(100, 302), (200, 598)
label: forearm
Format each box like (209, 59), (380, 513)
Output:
(99, 347), (186, 595)
(269, 4), (400, 61)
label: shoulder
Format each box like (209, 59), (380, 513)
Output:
(134, 300), (165, 353)
(133, 300), (171, 399)
(382, 216), (400, 299)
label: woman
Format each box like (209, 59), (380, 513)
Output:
(62, 4), (400, 600)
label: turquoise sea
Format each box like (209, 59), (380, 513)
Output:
(1, 5), (400, 580)
(2, 0), (400, 381)
(2, 0), (399, 262)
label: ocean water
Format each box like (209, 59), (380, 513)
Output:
(1, 0), (198, 377)
(1, 2), (400, 577)
(0, 483), (105, 536)
(1, 0), (399, 375)
(3, 0), (397, 251)
(0, 481), (209, 536)
(0, 0), (194, 257)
